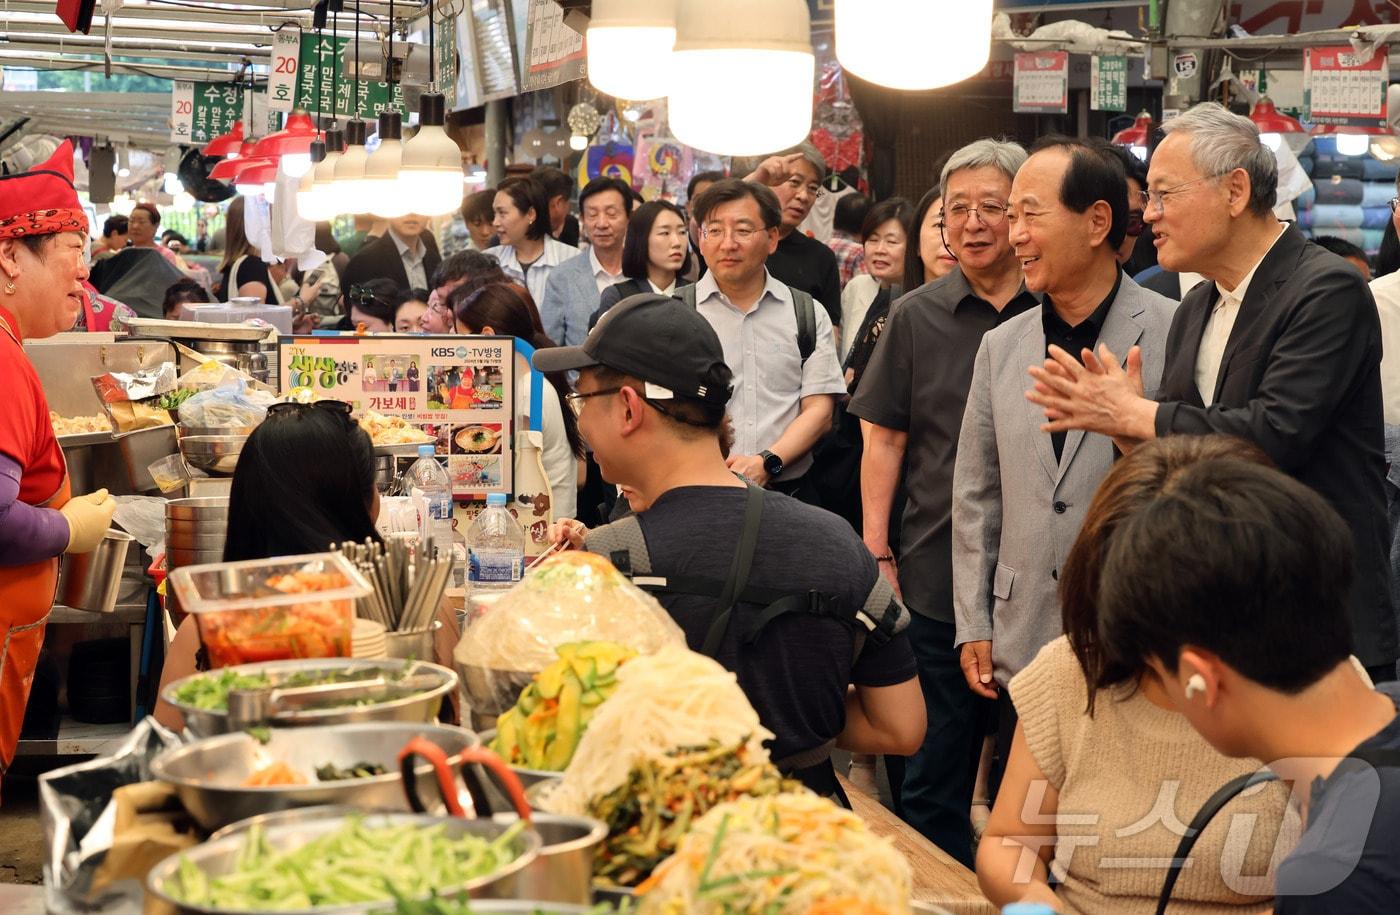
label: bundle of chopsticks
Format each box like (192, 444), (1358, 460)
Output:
(338, 538), (452, 632)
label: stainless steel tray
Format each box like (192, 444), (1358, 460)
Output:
(127, 317), (274, 342)
(163, 657), (458, 737)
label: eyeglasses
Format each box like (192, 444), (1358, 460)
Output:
(1125, 211), (1146, 238)
(1139, 174), (1225, 214)
(563, 386), (622, 416)
(782, 175), (825, 199)
(942, 202), (1010, 228)
(701, 223), (764, 243)
(1390, 197), (1400, 213)
(267, 399), (354, 427)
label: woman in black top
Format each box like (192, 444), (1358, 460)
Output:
(591, 200), (692, 328)
(218, 197), (322, 309)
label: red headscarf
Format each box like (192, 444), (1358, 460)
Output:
(0, 140), (87, 240)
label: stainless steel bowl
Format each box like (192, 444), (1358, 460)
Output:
(456, 661), (536, 719)
(163, 657), (459, 737)
(166, 497), (230, 521)
(179, 424), (257, 438)
(145, 811), (541, 915)
(500, 812), (607, 905)
(476, 728), (562, 789)
(151, 722), (480, 831)
(167, 547), (227, 568)
(164, 532), (229, 552)
(179, 435), (246, 475)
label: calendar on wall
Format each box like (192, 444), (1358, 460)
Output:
(1304, 46), (1389, 126)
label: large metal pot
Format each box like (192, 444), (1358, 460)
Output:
(162, 657), (459, 737)
(56, 528), (134, 614)
(507, 812), (608, 905)
(145, 811), (540, 915)
(151, 722), (480, 831)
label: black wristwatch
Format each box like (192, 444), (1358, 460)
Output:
(760, 449), (784, 477)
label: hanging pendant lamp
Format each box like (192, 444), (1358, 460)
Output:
(1111, 110), (1154, 160)
(209, 139), (257, 181)
(587, 0), (676, 101)
(1250, 97), (1306, 151)
(668, 0), (814, 156)
(835, 0), (990, 90)
(252, 110), (321, 177)
(399, 0), (463, 216)
(332, 0), (373, 213)
(298, 127), (345, 221)
(203, 119), (245, 158)
(365, 111), (409, 217)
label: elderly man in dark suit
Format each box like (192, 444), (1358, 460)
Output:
(342, 214), (441, 297)
(1026, 101), (1398, 681)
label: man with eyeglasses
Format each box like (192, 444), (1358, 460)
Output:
(951, 136), (1176, 805)
(683, 178), (846, 501)
(421, 250), (505, 334)
(848, 138), (1037, 865)
(744, 143), (844, 328)
(538, 293), (924, 799)
(1027, 101), (1397, 683)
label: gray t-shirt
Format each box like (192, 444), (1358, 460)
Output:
(848, 269), (1038, 621)
(587, 485), (916, 761)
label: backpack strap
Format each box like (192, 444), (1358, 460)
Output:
(701, 484), (765, 657)
(679, 284), (698, 309)
(790, 288), (816, 364)
(582, 516), (653, 577)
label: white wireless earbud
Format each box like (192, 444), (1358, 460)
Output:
(1184, 673), (1207, 699)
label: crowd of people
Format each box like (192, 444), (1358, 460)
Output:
(31, 104), (1400, 909)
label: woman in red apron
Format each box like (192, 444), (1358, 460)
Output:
(0, 141), (117, 788)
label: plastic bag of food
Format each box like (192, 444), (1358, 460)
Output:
(177, 382), (276, 430)
(92, 365), (177, 432)
(454, 552), (684, 716)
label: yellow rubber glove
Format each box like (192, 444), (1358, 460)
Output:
(60, 488), (117, 554)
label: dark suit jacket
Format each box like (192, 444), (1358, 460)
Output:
(342, 232), (441, 295)
(1156, 225), (1397, 666)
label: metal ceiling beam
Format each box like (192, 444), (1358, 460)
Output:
(0, 9), (385, 41)
(0, 51), (265, 82)
(0, 27), (269, 53)
(1165, 24), (1400, 51)
(0, 91), (172, 110)
(0, 39), (262, 65)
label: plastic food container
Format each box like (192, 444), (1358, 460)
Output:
(169, 552), (370, 669)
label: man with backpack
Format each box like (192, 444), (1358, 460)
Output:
(686, 178), (846, 499)
(537, 293), (924, 800)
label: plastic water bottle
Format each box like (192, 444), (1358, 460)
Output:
(406, 444), (454, 560)
(466, 492), (525, 589)
(1001, 904), (1058, 915)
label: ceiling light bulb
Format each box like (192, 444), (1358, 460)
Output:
(364, 111), (408, 218)
(668, 0), (814, 156)
(587, 0), (676, 100)
(570, 134), (588, 151)
(1259, 132), (1282, 151)
(1335, 131), (1371, 157)
(398, 94), (463, 217)
(333, 120), (374, 214)
(281, 153), (313, 178)
(835, 0), (990, 90)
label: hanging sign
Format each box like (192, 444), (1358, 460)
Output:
(1304, 45), (1389, 126)
(1090, 54), (1128, 112)
(269, 27), (301, 112)
(170, 82), (244, 144)
(437, 4), (459, 109)
(523, 0), (586, 92)
(295, 34), (405, 119)
(1013, 52), (1069, 114)
(280, 334), (516, 500)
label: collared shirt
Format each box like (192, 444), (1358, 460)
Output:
(588, 246), (623, 294)
(693, 270), (846, 481)
(388, 229), (428, 292)
(486, 236), (579, 307)
(1041, 271), (1120, 460)
(649, 279), (677, 296)
(849, 268), (1039, 621)
(1195, 224), (1287, 405)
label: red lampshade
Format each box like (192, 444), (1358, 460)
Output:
(1249, 97), (1305, 135)
(250, 111), (320, 159)
(1111, 110), (1153, 148)
(234, 161), (279, 188)
(202, 120), (244, 158)
(208, 140), (258, 180)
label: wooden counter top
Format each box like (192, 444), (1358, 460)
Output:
(838, 774), (997, 915)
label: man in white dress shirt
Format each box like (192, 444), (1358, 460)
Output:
(688, 178), (846, 499)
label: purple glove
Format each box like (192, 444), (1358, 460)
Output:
(0, 453), (70, 566)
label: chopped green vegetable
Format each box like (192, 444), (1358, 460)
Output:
(169, 816), (527, 910)
(315, 761), (388, 781)
(170, 666), (411, 713)
(171, 669), (271, 710)
(374, 890), (632, 914)
(157, 388), (198, 411)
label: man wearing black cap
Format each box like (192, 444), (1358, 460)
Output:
(536, 293), (925, 800)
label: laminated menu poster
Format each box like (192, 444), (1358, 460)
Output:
(279, 334), (514, 499)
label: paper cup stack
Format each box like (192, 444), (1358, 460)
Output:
(351, 618), (388, 659)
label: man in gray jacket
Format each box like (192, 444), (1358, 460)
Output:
(953, 138), (1176, 717)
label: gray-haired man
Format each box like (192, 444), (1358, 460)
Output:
(848, 138), (1037, 864)
(1028, 101), (1398, 682)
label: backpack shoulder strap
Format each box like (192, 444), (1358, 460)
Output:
(583, 516), (653, 577)
(789, 287), (816, 363)
(679, 284), (698, 309)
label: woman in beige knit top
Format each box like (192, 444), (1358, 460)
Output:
(977, 435), (1300, 913)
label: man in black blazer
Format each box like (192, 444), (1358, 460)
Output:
(1026, 102), (1398, 680)
(342, 214), (441, 297)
